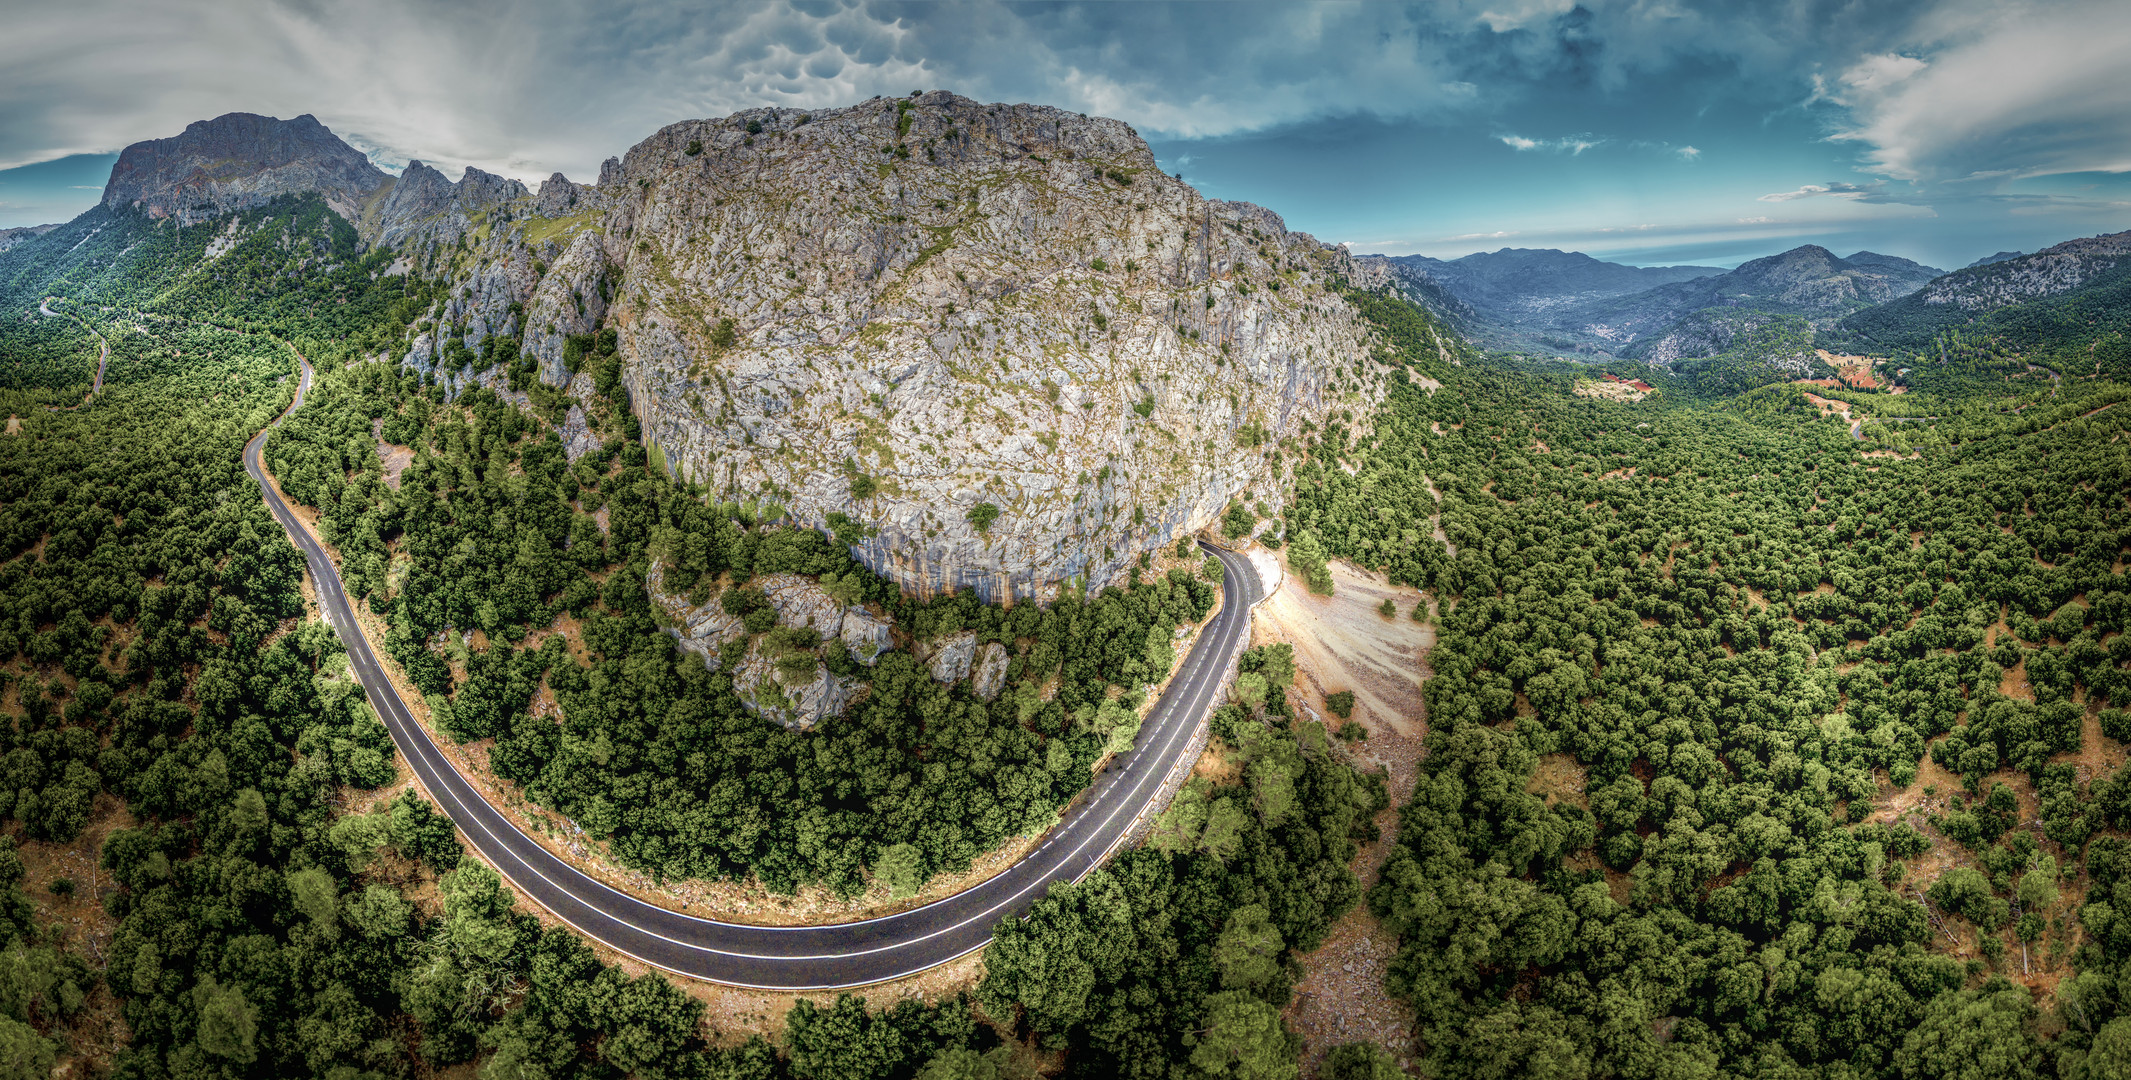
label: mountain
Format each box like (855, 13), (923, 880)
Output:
(1842, 250), (1942, 277)
(1377, 247), (1722, 320)
(18, 97), (1381, 600)
(0, 224), (56, 254)
(1559, 244), (1943, 351)
(1836, 229), (2131, 362)
(1967, 250), (2025, 268)
(101, 112), (391, 225)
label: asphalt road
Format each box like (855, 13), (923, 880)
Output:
(244, 353), (1263, 989)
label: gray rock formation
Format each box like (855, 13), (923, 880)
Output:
(731, 645), (860, 730)
(972, 642), (1009, 701)
(924, 631), (979, 684)
(646, 564), (746, 668)
(100, 98), (1388, 601)
(102, 112), (389, 225)
(584, 92), (1381, 600)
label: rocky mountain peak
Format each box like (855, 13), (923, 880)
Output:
(101, 111), (388, 225)
(394, 92), (1386, 600)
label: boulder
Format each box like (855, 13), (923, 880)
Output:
(841, 608), (894, 666)
(972, 642), (1010, 701)
(925, 631), (978, 684)
(732, 645), (858, 730)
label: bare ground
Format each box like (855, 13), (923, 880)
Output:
(1253, 557), (1433, 1076)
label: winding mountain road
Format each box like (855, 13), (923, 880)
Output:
(245, 353), (1262, 989)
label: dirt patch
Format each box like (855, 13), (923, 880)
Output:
(1527, 753), (1589, 809)
(1576, 379), (1650, 403)
(1254, 560), (1431, 742)
(372, 417), (414, 490)
(1814, 350), (1883, 389)
(18, 793), (135, 1074)
(3, 415), (19, 436)
(1259, 559), (1432, 1076)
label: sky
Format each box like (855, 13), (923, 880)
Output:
(3, 0), (2128, 269)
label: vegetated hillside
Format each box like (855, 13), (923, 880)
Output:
(1837, 230), (2131, 373)
(0, 137), (1393, 1076)
(1558, 244), (1943, 351)
(1627, 309), (1829, 397)
(1292, 287), (2131, 1079)
(1385, 247), (1723, 320)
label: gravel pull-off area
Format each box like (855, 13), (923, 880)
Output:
(1250, 554), (1431, 1075)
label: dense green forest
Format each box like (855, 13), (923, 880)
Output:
(14, 187), (2131, 1078)
(0, 198), (1392, 1079)
(1288, 283), (2131, 1078)
(263, 356), (1221, 896)
(1835, 259), (2131, 380)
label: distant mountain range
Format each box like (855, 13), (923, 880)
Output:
(1837, 229), (2131, 358)
(1358, 243), (1945, 362)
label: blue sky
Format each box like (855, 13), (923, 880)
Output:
(4, 1), (2127, 269)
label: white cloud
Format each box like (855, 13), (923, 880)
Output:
(0, 0), (1501, 177)
(1827, 0), (2131, 180)
(1677, 146), (1700, 161)
(1760, 184), (1872, 203)
(1737, 216), (1774, 224)
(1498, 133), (1605, 155)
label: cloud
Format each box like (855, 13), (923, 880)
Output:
(1759, 182), (1878, 203)
(1737, 216), (1774, 224)
(1499, 132), (1605, 154)
(0, 0), (1500, 177)
(1824, 0), (2131, 181)
(1677, 146), (1700, 161)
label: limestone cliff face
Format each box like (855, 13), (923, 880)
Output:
(367, 93), (1386, 598)
(103, 113), (390, 225)
(581, 92), (1381, 599)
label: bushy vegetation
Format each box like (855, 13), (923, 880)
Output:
(1287, 290), (2131, 1077)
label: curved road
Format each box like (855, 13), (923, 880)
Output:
(245, 353), (1262, 989)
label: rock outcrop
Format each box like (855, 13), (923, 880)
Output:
(923, 631), (979, 684)
(102, 112), (391, 225)
(731, 645), (860, 730)
(583, 92), (1381, 599)
(94, 98), (1390, 601)
(972, 642), (1010, 701)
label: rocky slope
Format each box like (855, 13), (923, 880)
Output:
(77, 98), (1385, 600)
(1910, 230), (2131, 313)
(102, 113), (391, 225)
(398, 92), (1382, 600)
(0, 224), (58, 254)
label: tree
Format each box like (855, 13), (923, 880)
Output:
(1325, 691), (1355, 718)
(1322, 1042), (1402, 1080)
(0, 1018), (51, 1080)
(1189, 991), (1300, 1080)
(876, 843), (925, 899)
(1285, 529), (1333, 595)
(966, 502), (1001, 534)
(1213, 905), (1285, 993)
(193, 977), (261, 1064)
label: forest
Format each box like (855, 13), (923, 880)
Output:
(10, 185), (2131, 1077)
(1288, 277), (2131, 1078)
(0, 198), (1402, 1079)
